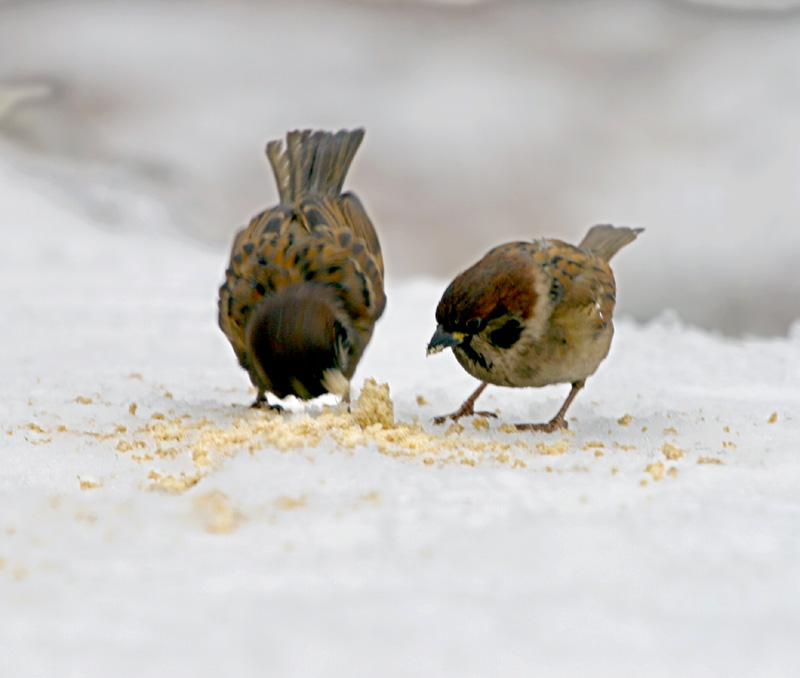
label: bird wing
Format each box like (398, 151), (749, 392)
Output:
(294, 193), (386, 323)
(217, 204), (304, 370)
(532, 241), (616, 341)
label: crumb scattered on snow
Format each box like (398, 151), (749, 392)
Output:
(645, 461), (665, 481)
(536, 439), (571, 456)
(662, 443), (685, 460)
(192, 490), (241, 533)
(275, 494), (307, 510)
(698, 457), (724, 465)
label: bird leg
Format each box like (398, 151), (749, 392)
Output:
(515, 380), (585, 433)
(433, 382), (498, 425)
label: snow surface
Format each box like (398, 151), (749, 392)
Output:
(2, 140), (800, 677)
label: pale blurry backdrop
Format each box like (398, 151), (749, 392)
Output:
(2, 0), (800, 335)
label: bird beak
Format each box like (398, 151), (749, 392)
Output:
(426, 326), (466, 356)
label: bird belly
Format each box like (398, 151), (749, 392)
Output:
(454, 324), (613, 388)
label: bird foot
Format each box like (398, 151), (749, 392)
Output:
(514, 415), (568, 433)
(250, 397), (283, 412)
(433, 408), (498, 425)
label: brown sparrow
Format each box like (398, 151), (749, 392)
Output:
(218, 129), (385, 407)
(426, 225), (642, 432)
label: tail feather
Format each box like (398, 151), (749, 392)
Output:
(266, 128), (365, 203)
(579, 224), (644, 262)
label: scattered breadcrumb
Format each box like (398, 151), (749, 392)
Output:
(768, 412), (778, 424)
(151, 412), (165, 421)
(584, 441), (605, 449)
(667, 467), (678, 478)
(645, 461), (665, 481)
(697, 457), (724, 465)
(614, 443), (637, 451)
(192, 490), (240, 533)
(77, 476), (103, 490)
(76, 396), (93, 405)
(416, 395), (429, 407)
(472, 417), (490, 431)
(147, 470), (204, 493)
(617, 414), (633, 426)
(536, 439), (571, 456)
(722, 441), (737, 449)
(445, 423), (464, 436)
(662, 443), (685, 461)
(275, 494), (307, 510)
(129, 403), (138, 416)
(723, 425), (730, 433)
(594, 450), (604, 458)
(663, 426), (678, 435)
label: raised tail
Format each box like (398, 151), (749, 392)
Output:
(579, 224), (644, 262)
(265, 128), (365, 203)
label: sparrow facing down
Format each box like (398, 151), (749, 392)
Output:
(427, 225), (643, 432)
(218, 129), (385, 407)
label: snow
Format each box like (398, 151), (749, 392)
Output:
(3, 0), (800, 673)
(2, 140), (800, 677)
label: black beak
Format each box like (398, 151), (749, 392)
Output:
(426, 326), (466, 356)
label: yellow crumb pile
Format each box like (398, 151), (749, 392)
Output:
(645, 461), (665, 481)
(107, 379), (552, 492)
(661, 443), (685, 461)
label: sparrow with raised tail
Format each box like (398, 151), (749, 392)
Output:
(218, 129), (385, 407)
(426, 225), (642, 432)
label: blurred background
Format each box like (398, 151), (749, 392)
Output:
(2, 0), (800, 335)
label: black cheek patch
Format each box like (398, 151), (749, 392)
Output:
(488, 319), (523, 349)
(460, 340), (490, 371)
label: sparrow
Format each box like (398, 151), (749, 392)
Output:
(426, 225), (643, 432)
(218, 129), (385, 408)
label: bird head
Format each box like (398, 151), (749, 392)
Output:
(245, 284), (352, 401)
(426, 246), (537, 359)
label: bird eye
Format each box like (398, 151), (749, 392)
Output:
(465, 318), (482, 333)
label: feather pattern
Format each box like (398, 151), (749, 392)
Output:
(218, 129), (385, 403)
